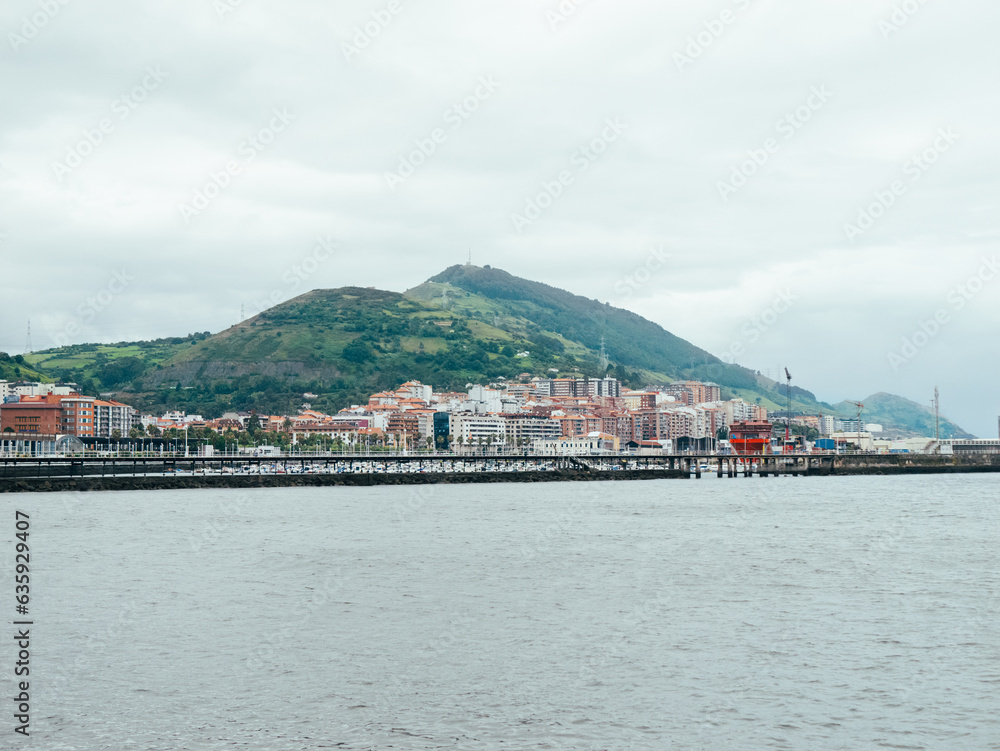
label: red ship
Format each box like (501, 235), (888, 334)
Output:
(729, 420), (772, 455)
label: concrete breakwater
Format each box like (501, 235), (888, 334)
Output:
(0, 468), (684, 493)
(0, 452), (998, 492)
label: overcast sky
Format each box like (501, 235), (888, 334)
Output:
(1, 0), (997, 435)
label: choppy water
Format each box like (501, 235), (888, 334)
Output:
(2, 474), (998, 750)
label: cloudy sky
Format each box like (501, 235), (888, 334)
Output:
(1, 0), (998, 435)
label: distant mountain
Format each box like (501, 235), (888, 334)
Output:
(18, 265), (972, 438)
(836, 392), (976, 439)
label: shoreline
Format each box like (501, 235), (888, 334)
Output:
(2, 462), (999, 492)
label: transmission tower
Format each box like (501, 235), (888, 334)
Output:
(240, 303), (245, 323)
(933, 386), (940, 450)
(24, 320), (32, 354)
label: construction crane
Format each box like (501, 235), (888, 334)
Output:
(932, 387), (940, 453)
(845, 400), (864, 453)
(784, 367), (792, 448)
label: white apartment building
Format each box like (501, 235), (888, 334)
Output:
(0, 381), (78, 400)
(504, 415), (561, 446)
(397, 381), (433, 403)
(450, 413), (508, 446)
(534, 432), (619, 455)
(93, 400), (139, 438)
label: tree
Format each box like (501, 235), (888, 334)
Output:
(128, 427), (142, 438)
(342, 339), (375, 364)
(111, 429), (122, 440)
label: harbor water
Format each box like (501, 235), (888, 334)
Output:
(2, 474), (998, 749)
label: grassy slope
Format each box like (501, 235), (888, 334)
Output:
(0, 358), (50, 382)
(417, 266), (844, 413)
(427, 265), (714, 375)
(25, 339), (197, 380)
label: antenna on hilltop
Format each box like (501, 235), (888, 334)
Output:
(24, 320), (32, 354)
(466, 248), (471, 266)
(240, 303), (245, 323)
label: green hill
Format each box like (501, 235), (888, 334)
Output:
(835, 392), (975, 440)
(15, 265), (971, 437)
(410, 265), (840, 414)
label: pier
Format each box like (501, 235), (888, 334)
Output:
(0, 452), (998, 492)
